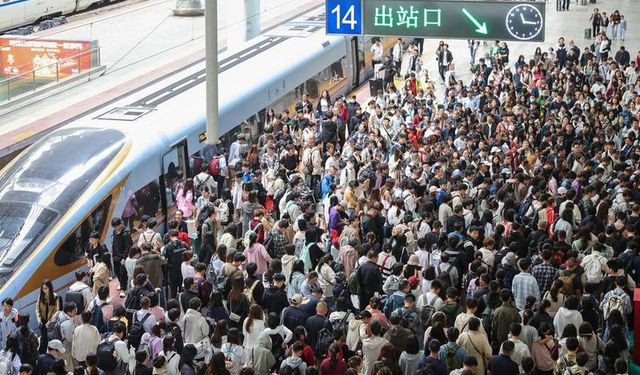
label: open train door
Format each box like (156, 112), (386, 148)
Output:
(159, 140), (190, 232)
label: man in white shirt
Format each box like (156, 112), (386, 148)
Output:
(370, 39), (384, 69)
(454, 298), (486, 335)
(500, 323), (530, 372)
(72, 311), (101, 367)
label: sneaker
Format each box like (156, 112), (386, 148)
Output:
(119, 291), (126, 298)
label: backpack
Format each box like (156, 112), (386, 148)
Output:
(330, 313), (350, 337)
(243, 221), (263, 248)
(209, 156), (222, 176)
(196, 209), (212, 238)
(480, 295), (494, 342)
(14, 332), (35, 365)
(0, 350), (16, 375)
(305, 150), (316, 175)
(208, 264), (230, 293)
(420, 295), (438, 328)
(602, 293), (627, 320)
(128, 313), (151, 349)
(196, 277), (212, 306)
(582, 254), (605, 284)
(46, 312), (69, 342)
(195, 174), (213, 198)
(299, 243), (313, 272)
(270, 332), (286, 368)
(96, 338), (119, 371)
(348, 268), (361, 295)
(281, 364), (302, 375)
(315, 327), (333, 359)
(215, 200), (230, 225)
(125, 286), (148, 311)
(91, 302), (108, 333)
(65, 290), (86, 311)
(444, 344), (463, 371)
(244, 280), (260, 305)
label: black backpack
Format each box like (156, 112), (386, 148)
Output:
(14, 332), (35, 366)
(128, 313), (151, 349)
(270, 332), (286, 369)
(124, 286), (148, 311)
(96, 338), (119, 371)
(315, 327), (333, 360)
(91, 302), (108, 333)
(65, 290), (85, 311)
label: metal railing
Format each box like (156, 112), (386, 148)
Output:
(0, 46), (101, 103)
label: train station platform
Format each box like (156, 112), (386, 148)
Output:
(0, 0), (323, 160)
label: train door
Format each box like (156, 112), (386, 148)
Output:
(349, 36), (361, 87)
(160, 140), (189, 228)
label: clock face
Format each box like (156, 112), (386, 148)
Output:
(505, 4), (544, 41)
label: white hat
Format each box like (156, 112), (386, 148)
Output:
(558, 187), (568, 195)
(502, 252), (516, 265)
(491, 147), (501, 154)
(48, 339), (66, 353)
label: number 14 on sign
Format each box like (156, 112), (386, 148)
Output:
(326, 0), (363, 35)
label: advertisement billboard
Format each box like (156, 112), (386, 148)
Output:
(0, 38), (95, 79)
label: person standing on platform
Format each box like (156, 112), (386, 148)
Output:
(111, 217), (132, 298)
(437, 43), (453, 82)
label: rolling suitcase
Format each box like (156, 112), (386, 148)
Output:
(369, 78), (383, 96)
(584, 28), (591, 39)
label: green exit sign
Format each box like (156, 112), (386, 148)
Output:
(362, 0), (545, 42)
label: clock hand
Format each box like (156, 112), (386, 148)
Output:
(520, 13), (526, 23)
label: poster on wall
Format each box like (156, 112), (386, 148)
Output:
(0, 38), (95, 79)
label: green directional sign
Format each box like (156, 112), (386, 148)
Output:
(362, 0), (545, 42)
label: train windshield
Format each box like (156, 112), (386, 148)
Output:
(0, 202), (57, 266)
(0, 127), (126, 267)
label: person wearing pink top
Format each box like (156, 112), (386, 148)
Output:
(243, 232), (272, 275)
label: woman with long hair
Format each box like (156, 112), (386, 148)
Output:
(208, 290), (230, 322)
(176, 178), (196, 218)
(211, 320), (229, 352)
(320, 343), (348, 375)
(543, 279), (566, 318)
(179, 344), (198, 374)
(226, 276), (249, 329)
(242, 304), (265, 349)
(288, 260), (307, 301)
(36, 279), (62, 353)
(206, 351), (231, 375)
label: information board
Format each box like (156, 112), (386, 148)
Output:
(327, 0), (546, 42)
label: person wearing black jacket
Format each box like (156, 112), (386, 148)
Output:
(262, 273), (289, 319)
(163, 229), (188, 298)
(357, 251), (383, 310)
(111, 217), (132, 296)
(179, 278), (200, 314)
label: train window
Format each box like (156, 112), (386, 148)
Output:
(54, 196), (112, 267)
(303, 56), (348, 102)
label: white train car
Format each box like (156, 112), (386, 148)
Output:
(0, 0), (106, 32)
(0, 6), (386, 317)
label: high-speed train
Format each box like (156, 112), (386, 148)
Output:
(0, 0), (118, 32)
(0, 6), (390, 314)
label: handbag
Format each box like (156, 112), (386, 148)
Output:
(228, 299), (241, 323)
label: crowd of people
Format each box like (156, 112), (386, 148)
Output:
(0, 23), (638, 375)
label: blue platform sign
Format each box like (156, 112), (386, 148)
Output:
(326, 0), (363, 35)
